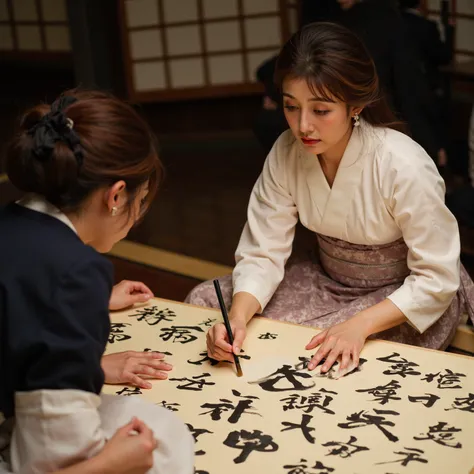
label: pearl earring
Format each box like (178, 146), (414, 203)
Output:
(353, 113), (360, 127)
(111, 206), (118, 216)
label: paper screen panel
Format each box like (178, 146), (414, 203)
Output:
(202, 0), (238, 19)
(169, 57), (205, 88)
(0, 24), (13, 49)
(125, 0), (160, 27)
(44, 24), (70, 51)
(244, 17), (281, 48)
(205, 20), (240, 53)
(208, 54), (244, 84)
(133, 60), (166, 90)
(12, 0), (38, 21)
(40, 0), (67, 22)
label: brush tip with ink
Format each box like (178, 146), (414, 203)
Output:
(213, 279), (244, 378)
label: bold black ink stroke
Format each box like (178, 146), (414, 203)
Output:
(159, 325), (204, 344)
(414, 422), (462, 448)
(445, 393), (474, 413)
(129, 306), (176, 325)
(116, 387), (142, 396)
(356, 380), (401, 405)
(422, 369), (466, 389)
(249, 364), (315, 392)
(281, 414), (316, 444)
(109, 323), (132, 344)
(281, 389), (336, 415)
(200, 390), (261, 424)
(407, 393), (440, 408)
(223, 430), (278, 464)
(169, 373), (216, 391)
(338, 409), (400, 442)
(322, 436), (369, 458)
(376, 447), (428, 467)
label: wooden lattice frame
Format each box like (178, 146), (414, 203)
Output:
(119, 0), (296, 102)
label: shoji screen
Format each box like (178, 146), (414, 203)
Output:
(121, 0), (296, 101)
(0, 0), (70, 57)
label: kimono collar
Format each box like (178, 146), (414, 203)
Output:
(17, 193), (78, 234)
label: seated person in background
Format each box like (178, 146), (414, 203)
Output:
(399, 0), (454, 167)
(446, 106), (474, 231)
(186, 23), (474, 375)
(0, 90), (193, 473)
(399, 0), (453, 93)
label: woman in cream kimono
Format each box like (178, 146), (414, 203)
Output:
(186, 22), (474, 374)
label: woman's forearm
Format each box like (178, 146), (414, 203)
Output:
(229, 291), (261, 324)
(355, 298), (408, 337)
(54, 456), (110, 474)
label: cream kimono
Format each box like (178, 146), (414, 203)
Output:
(187, 120), (474, 349)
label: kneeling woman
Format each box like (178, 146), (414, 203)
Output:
(0, 91), (193, 473)
(187, 22), (474, 374)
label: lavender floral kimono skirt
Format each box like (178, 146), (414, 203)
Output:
(185, 234), (474, 350)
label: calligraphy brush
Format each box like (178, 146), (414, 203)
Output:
(213, 279), (243, 377)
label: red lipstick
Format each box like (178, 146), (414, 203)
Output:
(301, 138), (321, 146)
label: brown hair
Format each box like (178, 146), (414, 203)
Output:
(6, 89), (163, 217)
(275, 22), (405, 132)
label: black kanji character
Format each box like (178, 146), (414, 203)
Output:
(422, 369), (466, 389)
(129, 306), (176, 326)
(311, 461), (335, 474)
(186, 424), (212, 457)
(250, 364), (315, 392)
(158, 401), (180, 411)
(223, 430), (278, 463)
(258, 332), (278, 340)
(338, 409), (400, 442)
(282, 459), (311, 474)
(159, 325), (204, 344)
(116, 387), (142, 396)
(295, 357), (311, 370)
(109, 323), (132, 344)
(414, 422), (462, 448)
(281, 389), (336, 415)
(186, 424), (213, 442)
(445, 393), (474, 413)
(200, 390), (260, 423)
(322, 436), (369, 458)
(199, 318), (217, 327)
(281, 414), (316, 444)
(376, 352), (421, 378)
(376, 447), (428, 467)
(169, 373), (216, 391)
(188, 350), (219, 366)
(407, 393), (440, 408)
(356, 379), (401, 405)
(144, 348), (173, 356)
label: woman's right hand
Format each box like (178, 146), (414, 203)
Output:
(98, 417), (157, 474)
(206, 319), (247, 362)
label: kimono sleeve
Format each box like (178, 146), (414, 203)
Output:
(382, 148), (460, 333)
(233, 132), (298, 311)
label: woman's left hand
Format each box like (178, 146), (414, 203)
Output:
(305, 318), (368, 373)
(102, 351), (173, 389)
(109, 280), (154, 311)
